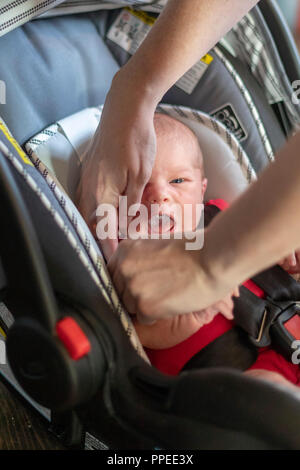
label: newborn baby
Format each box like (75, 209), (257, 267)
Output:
(131, 112), (300, 391)
(132, 113), (235, 349)
(132, 113), (234, 348)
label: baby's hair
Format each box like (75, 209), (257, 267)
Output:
(153, 112), (205, 177)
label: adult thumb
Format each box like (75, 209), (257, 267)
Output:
(95, 188), (119, 262)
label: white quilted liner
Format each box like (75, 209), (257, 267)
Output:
(24, 103), (256, 361)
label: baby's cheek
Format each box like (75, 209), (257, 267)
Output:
(178, 186), (204, 231)
(179, 201), (204, 232)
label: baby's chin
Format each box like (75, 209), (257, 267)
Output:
(149, 213), (175, 235)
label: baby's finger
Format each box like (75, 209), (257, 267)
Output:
(233, 287), (240, 298)
(279, 254), (296, 271)
(287, 253), (297, 267)
(203, 306), (219, 318)
(216, 298), (234, 320)
(193, 307), (218, 327)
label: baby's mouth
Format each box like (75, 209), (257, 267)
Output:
(149, 213), (175, 234)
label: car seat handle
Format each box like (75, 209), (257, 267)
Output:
(0, 151), (59, 332)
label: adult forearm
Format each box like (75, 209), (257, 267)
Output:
(118, 0), (259, 102)
(204, 131), (300, 290)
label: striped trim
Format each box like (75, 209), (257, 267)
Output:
(20, 117), (148, 362)
(0, 0), (63, 35)
(46, 0), (166, 12)
(231, 13), (300, 131)
(0, 0), (34, 15)
(0, 0), (166, 36)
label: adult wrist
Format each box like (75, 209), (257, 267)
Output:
(111, 62), (164, 111)
(199, 227), (238, 298)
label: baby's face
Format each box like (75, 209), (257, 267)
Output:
(140, 119), (207, 235)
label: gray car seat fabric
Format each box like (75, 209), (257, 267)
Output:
(163, 48), (285, 174)
(0, 6), (290, 176)
(0, 12), (119, 145)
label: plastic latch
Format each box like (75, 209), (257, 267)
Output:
(56, 317), (91, 360)
(270, 304), (300, 361)
(284, 314), (300, 340)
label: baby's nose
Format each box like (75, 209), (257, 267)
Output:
(150, 195), (169, 204)
(143, 183), (170, 204)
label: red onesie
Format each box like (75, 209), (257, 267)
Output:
(145, 199), (300, 385)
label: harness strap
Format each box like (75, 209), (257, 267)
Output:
(252, 266), (300, 302)
(182, 327), (258, 372)
(233, 286), (267, 343)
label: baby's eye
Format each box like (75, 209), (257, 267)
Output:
(170, 178), (185, 184)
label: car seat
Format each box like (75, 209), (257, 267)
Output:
(1, 0), (300, 450)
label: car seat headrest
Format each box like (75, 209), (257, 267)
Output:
(25, 104), (256, 204)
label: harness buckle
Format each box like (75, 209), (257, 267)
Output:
(270, 303), (300, 362)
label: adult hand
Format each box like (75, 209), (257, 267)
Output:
(107, 235), (237, 324)
(76, 69), (157, 260)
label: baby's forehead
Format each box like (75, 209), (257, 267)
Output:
(155, 114), (199, 147)
(154, 113), (194, 138)
(154, 113), (203, 168)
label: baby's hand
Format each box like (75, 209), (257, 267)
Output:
(279, 250), (300, 274)
(133, 288), (239, 350)
(197, 287), (239, 324)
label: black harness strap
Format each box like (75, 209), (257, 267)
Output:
(182, 327), (258, 372)
(182, 203), (300, 371)
(252, 266), (300, 303)
(233, 286), (267, 343)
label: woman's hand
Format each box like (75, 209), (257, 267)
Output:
(108, 235), (237, 324)
(76, 69), (158, 260)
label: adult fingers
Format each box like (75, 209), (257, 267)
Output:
(100, 238), (119, 263)
(95, 187), (119, 261)
(124, 169), (152, 238)
(121, 285), (137, 315)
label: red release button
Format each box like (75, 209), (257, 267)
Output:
(284, 314), (300, 340)
(56, 317), (91, 360)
